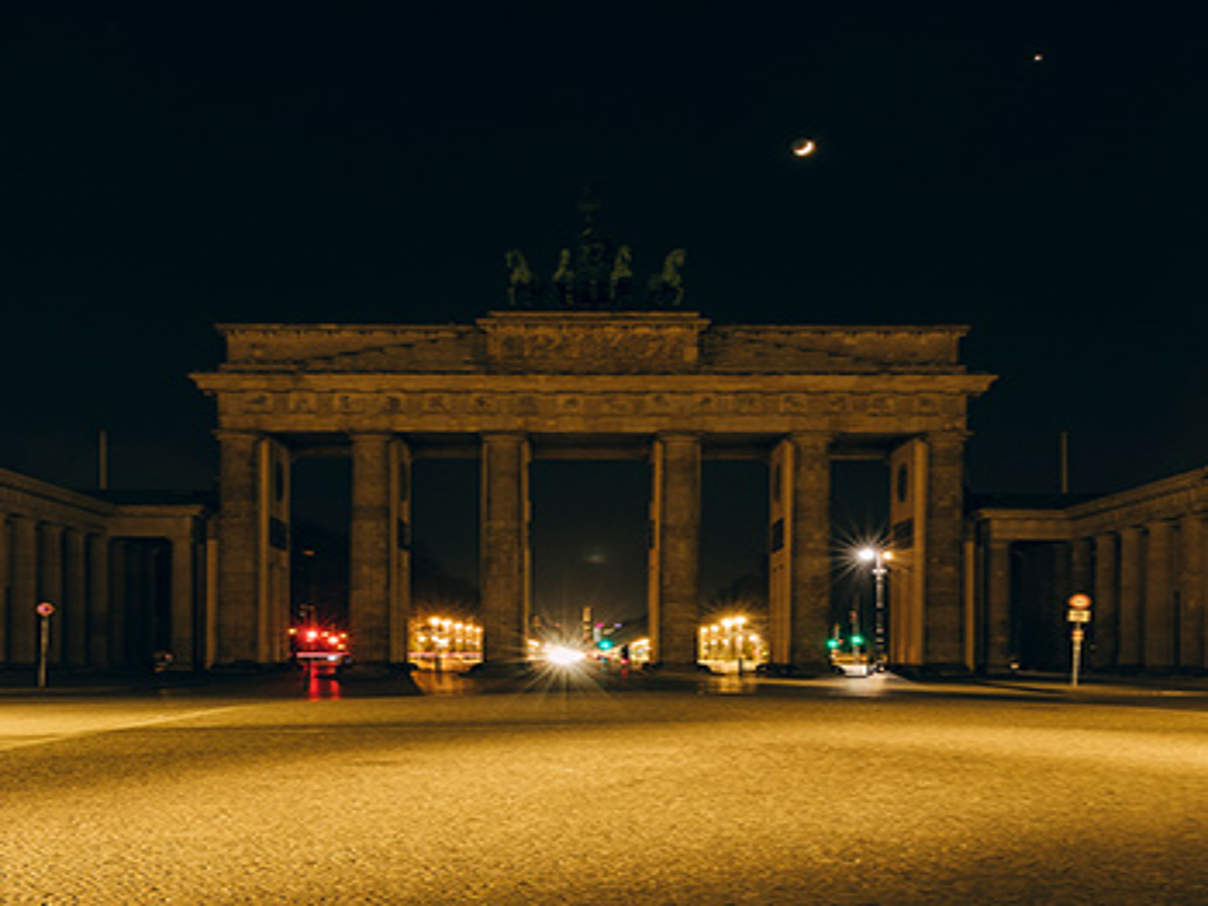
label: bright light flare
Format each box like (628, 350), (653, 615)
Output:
(545, 645), (587, 667)
(858, 547), (876, 562)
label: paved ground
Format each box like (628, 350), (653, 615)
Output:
(1, 669), (1206, 904)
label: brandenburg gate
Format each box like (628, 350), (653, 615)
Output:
(191, 223), (995, 674)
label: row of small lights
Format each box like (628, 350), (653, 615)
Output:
(416, 616), (482, 649)
(699, 616), (762, 646)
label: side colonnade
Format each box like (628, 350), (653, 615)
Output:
(0, 468), (210, 672)
(972, 467), (1208, 672)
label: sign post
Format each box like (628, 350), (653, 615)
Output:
(1067, 594), (1091, 687)
(35, 602), (55, 689)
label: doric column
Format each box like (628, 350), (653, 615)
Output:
(87, 533), (110, 668)
(350, 433), (393, 666)
(63, 529), (87, 667)
(1143, 520), (1174, 668)
(1117, 527), (1142, 667)
(480, 433), (529, 666)
(985, 535), (1012, 671)
(924, 431), (966, 666)
(10, 516), (37, 664)
(651, 433), (701, 668)
(216, 430), (260, 664)
(789, 432), (831, 673)
(0, 515), (9, 662)
(388, 438), (413, 665)
(1178, 514), (1204, 669)
(1092, 533), (1117, 668)
(39, 523), (65, 665)
(170, 533), (196, 669)
(108, 540), (128, 667)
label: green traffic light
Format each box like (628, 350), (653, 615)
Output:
(851, 634), (865, 646)
(826, 638), (841, 650)
(597, 638), (613, 650)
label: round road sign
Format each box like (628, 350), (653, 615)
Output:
(36, 602), (55, 617)
(1068, 593), (1091, 610)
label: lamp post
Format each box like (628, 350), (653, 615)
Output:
(857, 546), (893, 664)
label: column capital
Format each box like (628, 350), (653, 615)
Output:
(656, 430), (701, 443)
(481, 431), (527, 445)
(787, 431), (833, 450)
(924, 428), (970, 446)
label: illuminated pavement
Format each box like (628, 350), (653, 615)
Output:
(1, 672), (1206, 904)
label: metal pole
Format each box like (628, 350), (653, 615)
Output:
(99, 429), (108, 491)
(1070, 629), (1082, 687)
(873, 551), (887, 661)
(37, 615), (48, 689)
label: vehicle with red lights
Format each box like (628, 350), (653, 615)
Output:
(289, 625), (351, 667)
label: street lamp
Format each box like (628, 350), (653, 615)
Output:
(857, 546), (893, 663)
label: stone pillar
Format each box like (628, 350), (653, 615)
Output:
(10, 516), (37, 664)
(1091, 533), (1117, 668)
(387, 438), (413, 666)
(1070, 538), (1092, 598)
(350, 433), (393, 667)
(108, 540), (128, 667)
(789, 432), (831, 674)
(0, 515), (9, 662)
(480, 433), (529, 667)
(924, 431), (966, 666)
(87, 533), (110, 668)
(1178, 514), (1204, 669)
(1143, 520), (1174, 668)
(1117, 527), (1142, 667)
(39, 524), (64, 665)
(170, 533), (196, 669)
(63, 529), (87, 667)
(985, 536), (1012, 672)
(651, 433), (701, 668)
(216, 430), (260, 665)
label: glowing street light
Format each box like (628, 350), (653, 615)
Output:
(857, 546), (893, 662)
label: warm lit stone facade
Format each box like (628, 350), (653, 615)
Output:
(192, 311), (995, 673)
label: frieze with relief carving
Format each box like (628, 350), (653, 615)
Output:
(221, 388), (970, 433)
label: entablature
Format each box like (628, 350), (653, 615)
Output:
(191, 371), (992, 436)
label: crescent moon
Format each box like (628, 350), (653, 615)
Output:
(792, 139), (816, 157)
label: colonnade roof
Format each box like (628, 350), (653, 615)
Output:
(970, 465), (1208, 541)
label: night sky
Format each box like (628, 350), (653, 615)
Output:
(3, 9), (1206, 621)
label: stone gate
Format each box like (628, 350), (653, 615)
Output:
(191, 306), (994, 672)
